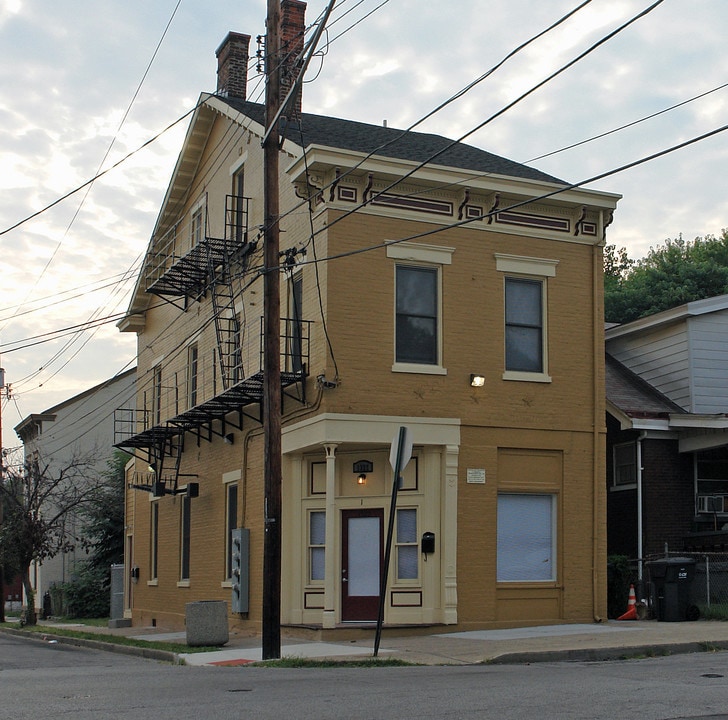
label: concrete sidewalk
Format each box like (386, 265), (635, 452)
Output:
(7, 618), (728, 666)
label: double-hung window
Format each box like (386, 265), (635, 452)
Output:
(396, 265), (438, 365)
(388, 242), (454, 374)
(188, 343), (199, 408)
(396, 508), (418, 581)
(613, 442), (637, 488)
(496, 254), (557, 382)
(309, 511), (326, 582)
(505, 277), (543, 373)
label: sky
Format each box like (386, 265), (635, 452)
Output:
(1, 0), (727, 452)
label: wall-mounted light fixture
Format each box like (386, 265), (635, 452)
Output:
(470, 374), (485, 387)
(224, 433), (235, 445)
(353, 459), (373, 486)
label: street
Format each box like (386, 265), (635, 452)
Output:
(2, 633), (728, 719)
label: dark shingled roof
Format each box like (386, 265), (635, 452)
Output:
(606, 353), (685, 419)
(220, 97), (565, 185)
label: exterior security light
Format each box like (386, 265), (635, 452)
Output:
(470, 374), (485, 387)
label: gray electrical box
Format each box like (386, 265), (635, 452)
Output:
(230, 528), (250, 613)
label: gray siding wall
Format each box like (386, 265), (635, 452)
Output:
(607, 322), (690, 410)
(688, 312), (728, 413)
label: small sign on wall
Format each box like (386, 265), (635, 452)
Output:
(467, 468), (486, 484)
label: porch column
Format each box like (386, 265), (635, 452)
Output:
(322, 443), (338, 629)
(443, 444), (459, 624)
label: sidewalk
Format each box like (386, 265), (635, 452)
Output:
(5, 618), (728, 666)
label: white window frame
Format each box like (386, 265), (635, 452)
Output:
(388, 242), (453, 375)
(496, 254), (556, 383)
(190, 199), (205, 250)
(395, 507), (419, 583)
(308, 510), (326, 584)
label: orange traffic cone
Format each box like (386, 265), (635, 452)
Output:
(627, 584), (636, 607)
(616, 605), (637, 621)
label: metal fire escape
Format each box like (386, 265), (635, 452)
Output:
(115, 195), (310, 493)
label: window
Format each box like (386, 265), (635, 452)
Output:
(505, 277), (543, 373)
(288, 273), (303, 373)
(309, 511), (325, 582)
(152, 365), (162, 425)
(613, 442), (637, 487)
(180, 495), (191, 581)
(150, 501), (159, 582)
(188, 344), (198, 408)
(497, 493), (555, 582)
(231, 313), (243, 384)
(396, 508), (418, 580)
(225, 483), (238, 580)
(190, 206), (203, 248)
(232, 166), (246, 244)
(396, 265), (438, 365)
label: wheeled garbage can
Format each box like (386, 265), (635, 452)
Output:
(647, 557), (697, 621)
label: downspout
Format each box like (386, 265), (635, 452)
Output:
(636, 431), (646, 586)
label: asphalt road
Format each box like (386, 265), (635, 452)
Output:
(2, 633), (728, 719)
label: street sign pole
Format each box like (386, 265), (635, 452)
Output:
(374, 426), (412, 656)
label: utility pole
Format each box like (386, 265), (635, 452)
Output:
(0, 368), (7, 624)
(262, 0), (283, 661)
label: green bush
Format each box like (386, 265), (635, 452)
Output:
(607, 555), (634, 619)
(60, 563), (110, 619)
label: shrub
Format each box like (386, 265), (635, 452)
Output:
(60, 562), (110, 618)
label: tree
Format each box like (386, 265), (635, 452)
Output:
(605, 230), (728, 324)
(80, 450), (129, 572)
(0, 451), (104, 625)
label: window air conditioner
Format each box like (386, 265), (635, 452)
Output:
(697, 495), (724, 513)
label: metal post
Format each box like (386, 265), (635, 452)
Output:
(374, 427), (407, 657)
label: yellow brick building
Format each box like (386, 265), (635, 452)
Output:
(116, 4), (620, 635)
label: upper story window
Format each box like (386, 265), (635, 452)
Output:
(188, 343), (199, 408)
(496, 254), (557, 383)
(388, 242), (454, 375)
(613, 442), (637, 488)
(190, 205), (204, 249)
(396, 265), (438, 365)
(505, 277), (543, 373)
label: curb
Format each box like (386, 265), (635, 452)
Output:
(0, 626), (181, 664)
(486, 640), (728, 665)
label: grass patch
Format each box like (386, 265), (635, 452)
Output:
(697, 604), (728, 621)
(54, 617), (111, 627)
(249, 656), (418, 668)
(4, 624), (219, 654)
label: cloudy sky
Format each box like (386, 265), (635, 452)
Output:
(1, 0), (727, 451)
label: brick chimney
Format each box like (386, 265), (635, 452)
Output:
(216, 32), (251, 99)
(280, 0), (307, 119)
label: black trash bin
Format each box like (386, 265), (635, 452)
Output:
(647, 557), (697, 621)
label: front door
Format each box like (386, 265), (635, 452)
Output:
(341, 509), (383, 622)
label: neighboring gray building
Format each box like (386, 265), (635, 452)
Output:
(606, 295), (728, 566)
(14, 369), (136, 610)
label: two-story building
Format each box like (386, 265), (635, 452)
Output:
(115, 0), (620, 634)
(15, 368), (136, 611)
(607, 294), (728, 566)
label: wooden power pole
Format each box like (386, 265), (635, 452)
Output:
(262, 0), (283, 661)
